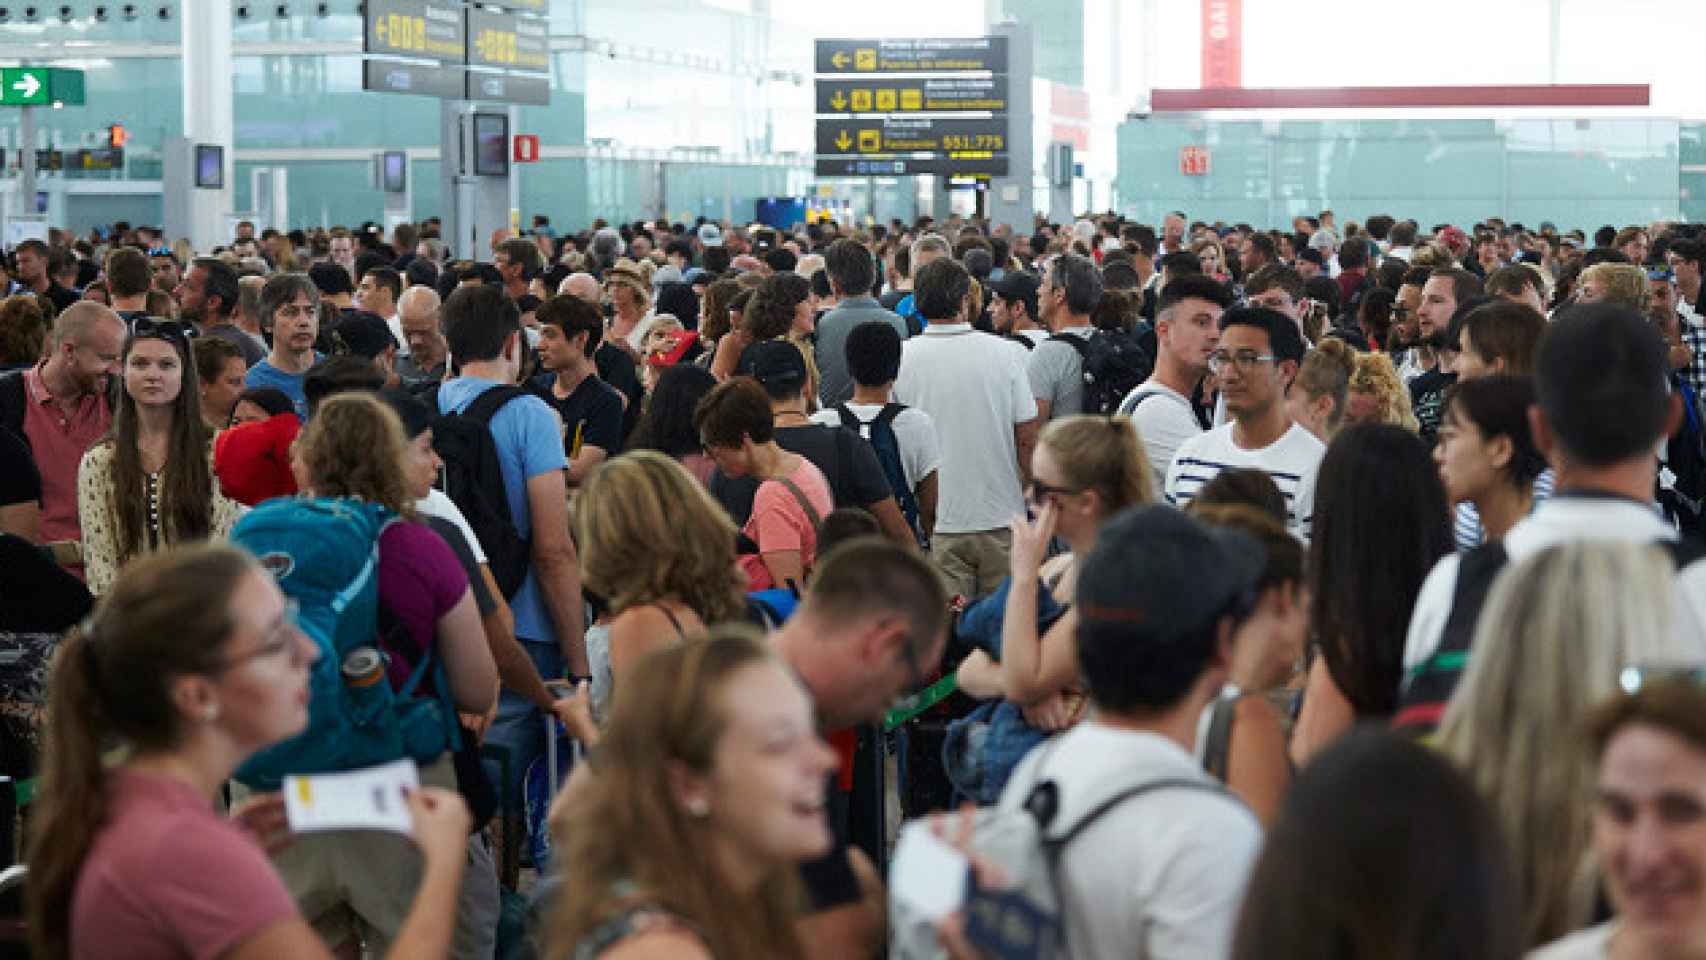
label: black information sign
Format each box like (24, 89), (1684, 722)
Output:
(363, 58), (465, 99)
(815, 76), (1007, 114)
(814, 37), (1008, 75)
(464, 6), (550, 105)
(813, 156), (1008, 177)
(364, 0), (467, 64)
(814, 117), (1007, 157)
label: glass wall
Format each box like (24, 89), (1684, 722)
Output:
(1116, 117), (1681, 231)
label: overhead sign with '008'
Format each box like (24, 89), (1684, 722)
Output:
(364, 0), (467, 64)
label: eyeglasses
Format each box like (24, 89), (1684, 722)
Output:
(1206, 350), (1278, 374)
(1619, 664), (1706, 696)
(1027, 478), (1080, 501)
(1391, 305), (1411, 319)
(130, 316), (196, 345)
(213, 599), (306, 673)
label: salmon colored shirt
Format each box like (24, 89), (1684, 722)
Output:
(21, 363), (111, 545)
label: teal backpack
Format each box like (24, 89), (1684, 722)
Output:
(231, 496), (460, 791)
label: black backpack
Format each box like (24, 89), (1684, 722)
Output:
(836, 403), (920, 542)
(1048, 329), (1153, 415)
(1393, 535), (1706, 735)
(426, 385), (532, 599)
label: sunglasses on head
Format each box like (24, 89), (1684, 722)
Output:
(130, 317), (195, 345)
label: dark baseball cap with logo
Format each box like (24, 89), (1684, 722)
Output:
(988, 270), (1042, 317)
(737, 339), (808, 394)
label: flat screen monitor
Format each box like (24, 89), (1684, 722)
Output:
(382, 150), (407, 193)
(194, 144), (224, 189)
(472, 113), (509, 177)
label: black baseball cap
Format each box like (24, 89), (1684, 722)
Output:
(1077, 505), (1264, 643)
(988, 270), (1041, 316)
(330, 310), (398, 360)
(738, 339), (808, 392)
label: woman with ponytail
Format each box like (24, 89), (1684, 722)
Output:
(27, 544), (472, 960)
(954, 416), (1155, 786)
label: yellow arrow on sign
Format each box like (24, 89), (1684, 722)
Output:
(834, 130), (853, 151)
(831, 91), (847, 110)
(831, 51), (850, 68)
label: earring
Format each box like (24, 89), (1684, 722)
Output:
(686, 798), (710, 819)
(203, 705), (220, 722)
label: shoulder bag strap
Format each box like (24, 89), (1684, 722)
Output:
(463, 384), (525, 426)
(876, 402), (906, 430)
(834, 403), (859, 432)
(774, 474), (824, 532)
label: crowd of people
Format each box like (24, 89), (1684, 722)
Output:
(1, 206), (1705, 960)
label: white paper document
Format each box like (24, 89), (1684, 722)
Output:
(283, 759), (420, 836)
(890, 820), (970, 922)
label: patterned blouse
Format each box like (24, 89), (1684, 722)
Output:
(77, 441), (245, 595)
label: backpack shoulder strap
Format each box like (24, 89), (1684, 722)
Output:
(462, 384), (526, 426)
(1436, 541), (1511, 657)
(773, 475), (823, 531)
(1046, 333), (1090, 359)
(1049, 776), (1231, 849)
(1202, 693), (1238, 783)
(1661, 535), (1706, 570)
(833, 403), (859, 432)
(875, 402), (906, 430)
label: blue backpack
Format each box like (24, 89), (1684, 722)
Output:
(836, 403), (921, 543)
(231, 496), (461, 791)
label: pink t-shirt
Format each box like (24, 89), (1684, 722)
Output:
(741, 456), (833, 591)
(71, 769), (298, 960)
(21, 363), (111, 545)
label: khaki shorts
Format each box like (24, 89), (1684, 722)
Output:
(239, 755), (498, 959)
(930, 528), (1013, 601)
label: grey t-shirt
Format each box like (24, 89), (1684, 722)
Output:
(1027, 326), (1093, 419)
(815, 297), (910, 408)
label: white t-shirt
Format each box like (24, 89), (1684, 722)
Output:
(996, 723), (1262, 960)
(1527, 922), (1613, 959)
(1164, 422), (1326, 539)
(1017, 328), (1050, 346)
(1120, 381), (1202, 495)
(1404, 495), (1706, 671)
(894, 324), (1037, 534)
(415, 488), (487, 564)
(810, 402), (942, 489)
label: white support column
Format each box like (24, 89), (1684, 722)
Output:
(171, 0), (234, 251)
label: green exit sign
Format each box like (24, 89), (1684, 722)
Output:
(0, 67), (85, 107)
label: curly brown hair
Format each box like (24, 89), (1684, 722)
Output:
(0, 294), (47, 366)
(292, 391), (416, 519)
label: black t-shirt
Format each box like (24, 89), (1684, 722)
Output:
(527, 372), (626, 458)
(798, 770), (860, 912)
(710, 423), (892, 526)
(0, 425), (39, 508)
(1411, 368), (1457, 449)
(41, 283), (78, 316)
(0, 532), (92, 633)
(594, 341), (643, 441)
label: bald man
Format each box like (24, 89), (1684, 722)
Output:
(559, 272), (600, 304)
(395, 286), (449, 384)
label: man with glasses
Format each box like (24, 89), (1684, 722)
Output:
(0, 301), (124, 563)
(1163, 305), (1323, 539)
(245, 274), (323, 419)
(772, 536), (950, 960)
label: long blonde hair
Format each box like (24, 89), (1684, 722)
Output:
(1438, 541), (1691, 949)
(548, 628), (807, 959)
(573, 450), (743, 624)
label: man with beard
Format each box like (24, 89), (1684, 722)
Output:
(1410, 268), (1484, 449)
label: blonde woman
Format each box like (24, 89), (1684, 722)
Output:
(1285, 338), (1358, 443)
(1192, 236), (1231, 283)
(958, 417), (1154, 743)
(1438, 542), (1695, 951)
(1344, 351), (1420, 432)
(1574, 262), (1647, 310)
(574, 450), (747, 728)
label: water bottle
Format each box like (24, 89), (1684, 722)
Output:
(341, 646), (385, 688)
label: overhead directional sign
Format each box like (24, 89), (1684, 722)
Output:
(465, 6), (550, 105)
(813, 37), (1008, 180)
(364, 0), (466, 64)
(815, 37), (1008, 75)
(0, 67), (83, 107)
(815, 117), (1006, 157)
(816, 76), (1008, 114)
(363, 59), (465, 99)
